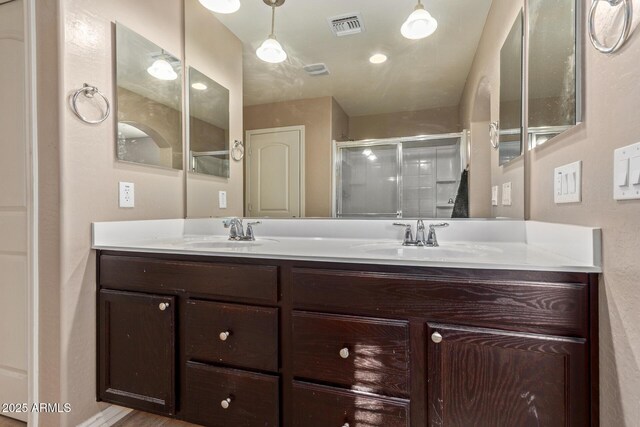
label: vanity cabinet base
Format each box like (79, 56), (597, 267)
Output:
(96, 251), (599, 427)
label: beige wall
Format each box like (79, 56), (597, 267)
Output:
(460, 0), (525, 219)
(349, 105), (461, 141)
(528, 1), (640, 425)
(185, 0), (243, 218)
(244, 96), (333, 217)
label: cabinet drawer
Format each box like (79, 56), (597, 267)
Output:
(186, 300), (278, 372)
(100, 255), (278, 303)
(183, 362), (279, 427)
(293, 381), (409, 427)
(292, 268), (589, 337)
(292, 311), (410, 397)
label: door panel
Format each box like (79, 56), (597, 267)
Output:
(247, 128), (302, 217)
(0, 0), (28, 421)
(427, 323), (589, 427)
(98, 290), (176, 415)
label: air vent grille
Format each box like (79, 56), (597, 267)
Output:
(328, 13), (365, 37)
(303, 63), (330, 76)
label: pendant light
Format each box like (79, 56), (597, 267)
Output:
(147, 51), (178, 81)
(256, 0), (287, 64)
(401, 0), (438, 40)
(198, 0), (241, 14)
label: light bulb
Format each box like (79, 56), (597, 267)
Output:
(198, 0), (240, 14)
(191, 82), (208, 91)
(401, 5), (438, 40)
(147, 59), (178, 81)
(256, 37), (287, 64)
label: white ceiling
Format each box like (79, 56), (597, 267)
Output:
(214, 0), (493, 116)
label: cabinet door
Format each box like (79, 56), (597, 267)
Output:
(427, 323), (588, 427)
(98, 289), (176, 415)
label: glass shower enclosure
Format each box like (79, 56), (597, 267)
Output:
(333, 133), (467, 219)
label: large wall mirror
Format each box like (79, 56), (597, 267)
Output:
(179, 0), (582, 219)
(115, 23), (183, 170)
(528, 0), (581, 148)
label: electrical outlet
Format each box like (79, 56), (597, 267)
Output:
(502, 182), (512, 206)
(119, 182), (135, 208)
(218, 191), (227, 209)
(491, 186), (499, 206)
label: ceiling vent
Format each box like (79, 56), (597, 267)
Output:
(328, 13), (365, 37)
(303, 63), (330, 76)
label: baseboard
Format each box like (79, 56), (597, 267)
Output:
(76, 405), (133, 427)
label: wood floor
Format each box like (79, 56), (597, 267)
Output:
(0, 416), (25, 427)
(114, 411), (201, 427)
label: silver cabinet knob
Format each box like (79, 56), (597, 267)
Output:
(431, 332), (443, 344)
(221, 397), (232, 409)
(342, 423), (350, 427)
(219, 331), (231, 341)
(339, 347), (350, 359)
(158, 302), (170, 311)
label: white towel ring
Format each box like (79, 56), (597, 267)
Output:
(70, 83), (111, 124)
(589, 0), (633, 54)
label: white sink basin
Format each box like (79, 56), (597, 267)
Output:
(178, 237), (279, 250)
(351, 242), (503, 259)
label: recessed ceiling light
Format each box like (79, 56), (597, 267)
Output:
(369, 53), (388, 64)
(198, 0), (241, 14)
(192, 82), (208, 91)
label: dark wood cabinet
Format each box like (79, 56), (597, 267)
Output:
(426, 322), (589, 427)
(98, 289), (176, 415)
(96, 251), (598, 426)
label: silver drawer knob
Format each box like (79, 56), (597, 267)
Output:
(158, 302), (170, 311)
(342, 423), (350, 427)
(219, 331), (231, 341)
(339, 347), (350, 359)
(431, 332), (443, 344)
(221, 397), (232, 409)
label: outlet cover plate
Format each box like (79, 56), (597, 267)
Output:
(119, 182), (135, 208)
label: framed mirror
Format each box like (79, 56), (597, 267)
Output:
(499, 11), (524, 166)
(115, 23), (183, 170)
(188, 67), (230, 178)
(528, 0), (581, 148)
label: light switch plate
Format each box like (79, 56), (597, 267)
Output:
(614, 142), (640, 200)
(554, 161), (582, 204)
(119, 182), (135, 208)
(218, 191), (227, 209)
(502, 182), (512, 206)
(491, 186), (499, 206)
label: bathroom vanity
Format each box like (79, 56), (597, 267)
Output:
(93, 219), (601, 427)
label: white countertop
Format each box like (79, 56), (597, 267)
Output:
(92, 219), (602, 273)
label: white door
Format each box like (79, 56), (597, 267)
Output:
(246, 127), (304, 218)
(0, 0), (28, 421)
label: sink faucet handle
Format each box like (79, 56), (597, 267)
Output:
(245, 221), (261, 241)
(393, 223), (414, 245)
(426, 223), (449, 247)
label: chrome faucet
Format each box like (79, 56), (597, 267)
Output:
(222, 218), (261, 241)
(394, 220), (449, 247)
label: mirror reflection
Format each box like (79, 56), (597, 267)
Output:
(186, 0), (533, 219)
(188, 67), (230, 178)
(499, 11), (524, 166)
(115, 23), (183, 170)
(528, 0), (579, 148)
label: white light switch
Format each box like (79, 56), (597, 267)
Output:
(502, 182), (512, 206)
(554, 161), (582, 204)
(218, 191), (227, 209)
(491, 186), (499, 206)
(119, 182), (135, 208)
(614, 142), (640, 200)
